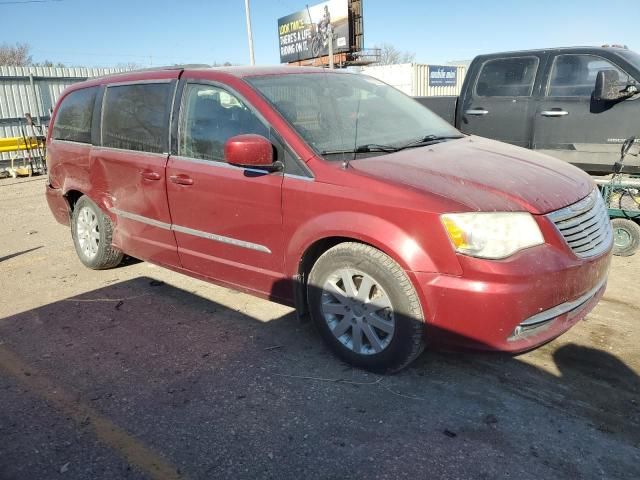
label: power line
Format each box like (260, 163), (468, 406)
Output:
(0, 0), (62, 4)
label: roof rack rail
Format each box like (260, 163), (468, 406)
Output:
(125, 64), (212, 73)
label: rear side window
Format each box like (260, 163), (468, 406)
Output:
(52, 87), (97, 143)
(547, 54), (631, 97)
(475, 57), (539, 97)
(102, 83), (171, 153)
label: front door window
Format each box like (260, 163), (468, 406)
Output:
(178, 84), (268, 162)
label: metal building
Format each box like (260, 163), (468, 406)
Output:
(0, 66), (125, 160)
(359, 63), (467, 97)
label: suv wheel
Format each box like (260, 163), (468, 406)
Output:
(71, 196), (123, 269)
(307, 242), (425, 373)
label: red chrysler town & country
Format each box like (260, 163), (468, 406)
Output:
(45, 66), (612, 372)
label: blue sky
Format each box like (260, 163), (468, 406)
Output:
(0, 0), (637, 67)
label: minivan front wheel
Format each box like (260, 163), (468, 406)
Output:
(307, 242), (425, 373)
(71, 196), (123, 269)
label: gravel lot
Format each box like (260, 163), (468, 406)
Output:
(1, 176), (639, 480)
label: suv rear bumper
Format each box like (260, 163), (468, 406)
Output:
(412, 243), (612, 352)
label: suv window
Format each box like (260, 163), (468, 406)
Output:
(548, 54), (631, 97)
(475, 57), (539, 97)
(52, 87), (97, 143)
(178, 83), (268, 162)
(102, 83), (171, 153)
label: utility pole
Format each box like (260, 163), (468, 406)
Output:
(327, 24), (334, 69)
(244, 0), (256, 66)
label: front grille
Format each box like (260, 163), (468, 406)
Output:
(547, 189), (613, 258)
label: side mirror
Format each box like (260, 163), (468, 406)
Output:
(594, 69), (631, 101)
(224, 134), (280, 171)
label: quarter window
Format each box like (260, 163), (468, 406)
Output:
(52, 87), (97, 143)
(475, 57), (539, 97)
(102, 83), (171, 153)
(178, 84), (268, 162)
(547, 54), (631, 97)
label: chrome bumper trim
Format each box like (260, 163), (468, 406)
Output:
(510, 276), (607, 338)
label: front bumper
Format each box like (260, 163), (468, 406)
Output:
(411, 242), (611, 352)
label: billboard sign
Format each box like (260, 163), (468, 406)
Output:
(277, 0), (350, 63)
(428, 66), (457, 86)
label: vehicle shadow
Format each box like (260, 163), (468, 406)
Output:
(0, 276), (638, 480)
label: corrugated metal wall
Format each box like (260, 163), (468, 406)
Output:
(414, 64), (466, 97)
(359, 63), (466, 97)
(0, 66), (125, 160)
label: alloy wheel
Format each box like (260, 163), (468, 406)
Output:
(76, 206), (100, 259)
(321, 268), (395, 355)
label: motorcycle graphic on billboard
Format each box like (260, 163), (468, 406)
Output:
(278, 0), (350, 63)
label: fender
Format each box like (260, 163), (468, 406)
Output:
(286, 211), (463, 277)
(61, 179), (115, 221)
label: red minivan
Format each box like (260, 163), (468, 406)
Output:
(45, 66), (612, 372)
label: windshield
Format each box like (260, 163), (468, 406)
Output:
(616, 49), (640, 73)
(246, 72), (461, 159)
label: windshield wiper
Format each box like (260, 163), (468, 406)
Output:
(320, 144), (398, 156)
(321, 135), (464, 165)
(395, 134), (465, 151)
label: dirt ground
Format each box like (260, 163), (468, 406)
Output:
(0, 176), (639, 480)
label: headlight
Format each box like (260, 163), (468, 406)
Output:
(441, 212), (544, 259)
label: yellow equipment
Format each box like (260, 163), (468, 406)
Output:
(0, 136), (41, 154)
(0, 135), (47, 177)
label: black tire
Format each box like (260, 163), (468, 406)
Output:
(307, 242), (425, 373)
(611, 218), (640, 257)
(71, 196), (124, 269)
(311, 37), (321, 58)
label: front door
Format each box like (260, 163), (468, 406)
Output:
(166, 81), (285, 297)
(533, 53), (640, 173)
(459, 55), (542, 148)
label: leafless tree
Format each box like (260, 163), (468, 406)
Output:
(0, 42), (32, 66)
(33, 60), (66, 68)
(374, 43), (416, 65)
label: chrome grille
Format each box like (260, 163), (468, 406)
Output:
(547, 189), (613, 258)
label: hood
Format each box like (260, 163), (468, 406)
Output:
(350, 136), (594, 214)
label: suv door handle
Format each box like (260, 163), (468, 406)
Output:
(140, 170), (161, 181)
(465, 109), (489, 116)
(540, 110), (569, 117)
(169, 174), (194, 186)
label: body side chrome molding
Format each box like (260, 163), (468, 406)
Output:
(109, 207), (271, 254)
(109, 208), (172, 230)
(171, 224), (271, 253)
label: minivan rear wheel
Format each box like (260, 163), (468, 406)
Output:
(71, 196), (123, 269)
(307, 242), (425, 373)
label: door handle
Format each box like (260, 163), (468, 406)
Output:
(140, 170), (161, 181)
(540, 110), (569, 117)
(465, 109), (489, 116)
(169, 174), (194, 186)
